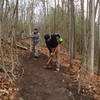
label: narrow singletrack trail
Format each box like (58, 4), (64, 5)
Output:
(16, 51), (73, 100)
(16, 48), (95, 100)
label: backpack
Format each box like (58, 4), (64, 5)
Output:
(51, 33), (63, 44)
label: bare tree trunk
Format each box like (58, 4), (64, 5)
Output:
(28, 1), (34, 51)
(80, 0), (84, 55)
(54, 0), (56, 33)
(67, 0), (70, 51)
(68, 0), (76, 69)
(0, 0), (4, 21)
(61, 0), (64, 33)
(48, 2), (51, 34)
(16, 0), (19, 23)
(69, 0), (75, 59)
(95, 0), (99, 19)
(89, 0), (95, 77)
(41, 0), (46, 33)
(98, 0), (100, 75)
(46, 0), (49, 33)
(77, 0), (85, 93)
(83, 0), (88, 68)
(87, 0), (92, 70)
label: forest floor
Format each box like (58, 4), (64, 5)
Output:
(0, 39), (99, 100)
(14, 40), (100, 100)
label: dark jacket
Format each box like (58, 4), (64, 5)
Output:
(45, 35), (58, 52)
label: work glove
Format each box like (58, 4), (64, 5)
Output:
(50, 52), (54, 56)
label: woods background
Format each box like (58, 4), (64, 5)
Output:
(0, 0), (100, 77)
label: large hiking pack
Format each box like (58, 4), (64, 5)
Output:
(51, 33), (63, 44)
(44, 33), (63, 51)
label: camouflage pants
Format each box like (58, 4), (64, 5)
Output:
(50, 46), (60, 68)
(32, 41), (39, 56)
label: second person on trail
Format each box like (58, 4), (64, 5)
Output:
(44, 33), (63, 71)
(31, 28), (41, 58)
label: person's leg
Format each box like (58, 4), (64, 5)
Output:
(34, 42), (39, 57)
(32, 43), (35, 54)
(55, 46), (60, 71)
(49, 47), (60, 70)
(44, 50), (53, 69)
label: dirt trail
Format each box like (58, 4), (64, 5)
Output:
(16, 49), (95, 100)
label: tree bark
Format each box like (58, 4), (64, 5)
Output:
(16, 0), (19, 23)
(89, 0), (95, 77)
(68, 0), (76, 68)
(80, 0), (84, 55)
(69, 0), (75, 59)
(95, 0), (99, 19)
(54, 0), (56, 33)
(61, 0), (64, 34)
(98, 0), (100, 75)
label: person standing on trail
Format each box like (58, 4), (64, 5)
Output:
(44, 33), (63, 71)
(31, 28), (41, 58)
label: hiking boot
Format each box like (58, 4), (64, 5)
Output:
(43, 65), (48, 69)
(56, 67), (60, 71)
(34, 56), (39, 58)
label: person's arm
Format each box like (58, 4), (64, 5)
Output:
(38, 33), (41, 40)
(31, 32), (34, 38)
(46, 43), (52, 53)
(31, 32), (36, 39)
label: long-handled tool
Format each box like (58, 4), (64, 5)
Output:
(46, 46), (58, 65)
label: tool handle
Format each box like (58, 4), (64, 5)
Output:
(46, 46), (58, 65)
